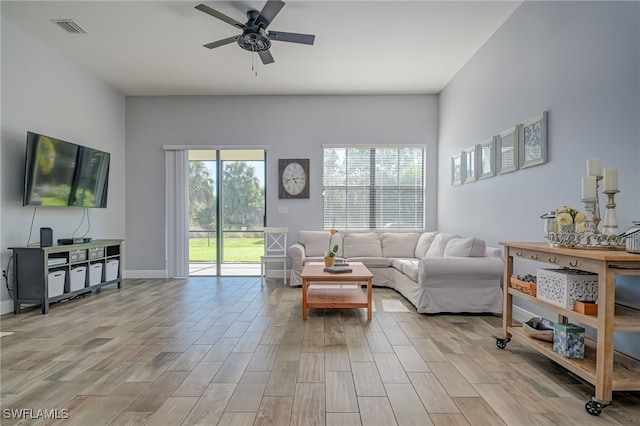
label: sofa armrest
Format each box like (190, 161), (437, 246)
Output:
(419, 256), (504, 281)
(287, 243), (306, 265)
(287, 243), (306, 286)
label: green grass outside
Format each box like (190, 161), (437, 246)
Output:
(189, 237), (264, 262)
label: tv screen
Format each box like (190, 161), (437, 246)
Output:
(23, 132), (110, 208)
(70, 146), (110, 208)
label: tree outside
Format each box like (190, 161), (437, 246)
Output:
(189, 160), (265, 263)
(189, 161), (216, 231)
(222, 161), (264, 231)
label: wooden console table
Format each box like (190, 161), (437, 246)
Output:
(301, 262), (373, 320)
(498, 242), (640, 416)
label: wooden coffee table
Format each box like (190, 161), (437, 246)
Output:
(300, 262), (374, 320)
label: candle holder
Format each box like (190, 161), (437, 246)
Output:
(593, 176), (603, 232)
(602, 190), (620, 235)
(581, 198), (599, 234)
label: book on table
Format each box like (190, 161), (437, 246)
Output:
(324, 266), (353, 273)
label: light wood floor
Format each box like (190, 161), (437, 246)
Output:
(1, 277), (639, 426)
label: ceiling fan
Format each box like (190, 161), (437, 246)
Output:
(195, 0), (315, 65)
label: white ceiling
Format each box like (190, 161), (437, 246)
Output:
(1, 1), (521, 96)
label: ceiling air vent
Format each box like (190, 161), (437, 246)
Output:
(51, 19), (88, 34)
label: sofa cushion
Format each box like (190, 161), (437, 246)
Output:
(425, 233), (459, 257)
(391, 258), (414, 272)
(414, 231), (439, 258)
(343, 232), (382, 258)
(347, 257), (391, 268)
(298, 231), (343, 257)
(381, 233), (420, 258)
(444, 237), (487, 257)
(402, 260), (419, 282)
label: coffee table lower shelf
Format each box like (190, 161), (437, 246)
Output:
(301, 262), (373, 320)
(306, 284), (367, 309)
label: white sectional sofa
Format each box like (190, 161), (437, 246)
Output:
(287, 230), (504, 314)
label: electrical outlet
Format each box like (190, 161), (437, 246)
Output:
(2, 269), (7, 279)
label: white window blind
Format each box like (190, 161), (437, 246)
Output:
(323, 146), (425, 230)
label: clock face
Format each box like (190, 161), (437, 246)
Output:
(282, 162), (306, 195)
(278, 159), (309, 199)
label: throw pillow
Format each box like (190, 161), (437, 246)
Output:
(425, 233), (459, 257)
(414, 231), (439, 258)
(298, 231), (343, 257)
(443, 237), (487, 257)
(381, 233), (420, 258)
(343, 232), (382, 258)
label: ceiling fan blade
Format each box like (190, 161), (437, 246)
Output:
(258, 49), (275, 65)
(195, 4), (245, 30)
(268, 31), (315, 45)
(203, 35), (239, 49)
(255, 0), (285, 29)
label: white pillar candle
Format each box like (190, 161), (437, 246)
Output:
(582, 176), (597, 199)
(587, 158), (601, 176)
(603, 168), (618, 191)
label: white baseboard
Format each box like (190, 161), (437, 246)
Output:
(123, 270), (167, 279)
(512, 303), (536, 324)
(1, 300), (14, 316)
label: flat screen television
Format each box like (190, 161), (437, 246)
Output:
(23, 131), (110, 208)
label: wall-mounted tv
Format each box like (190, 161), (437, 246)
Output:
(23, 131), (110, 208)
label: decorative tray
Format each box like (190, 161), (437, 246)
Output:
(546, 232), (625, 249)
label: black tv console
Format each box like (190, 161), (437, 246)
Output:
(8, 239), (123, 314)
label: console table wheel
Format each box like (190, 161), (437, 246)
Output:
(585, 399), (609, 416)
(494, 336), (510, 349)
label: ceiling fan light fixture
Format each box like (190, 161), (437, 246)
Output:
(237, 30), (271, 52)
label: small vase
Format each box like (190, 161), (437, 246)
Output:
(324, 256), (335, 267)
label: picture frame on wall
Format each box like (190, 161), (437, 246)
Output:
(477, 137), (496, 180)
(463, 146), (477, 183)
(496, 126), (519, 175)
(451, 153), (464, 186)
(518, 111), (548, 169)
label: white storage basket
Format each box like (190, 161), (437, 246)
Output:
(89, 263), (103, 286)
(105, 259), (119, 282)
(69, 266), (87, 291)
(48, 270), (66, 297)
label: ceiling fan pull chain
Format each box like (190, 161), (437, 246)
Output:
(252, 50), (258, 77)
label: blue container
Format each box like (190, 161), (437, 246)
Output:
(553, 323), (585, 358)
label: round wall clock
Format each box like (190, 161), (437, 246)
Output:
(279, 159), (309, 199)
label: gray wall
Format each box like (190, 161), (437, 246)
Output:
(125, 95), (438, 276)
(0, 19), (127, 314)
(439, 2), (640, 356)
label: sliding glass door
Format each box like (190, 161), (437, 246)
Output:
(188, 149), (265, 276)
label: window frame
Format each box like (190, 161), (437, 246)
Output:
(322, 145), (426, 230)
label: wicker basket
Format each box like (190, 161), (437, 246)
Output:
(510, 277), (537, 296)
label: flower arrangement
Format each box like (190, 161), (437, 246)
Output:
(326, 228), (339, 258)
(555, 205), (586, 232)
